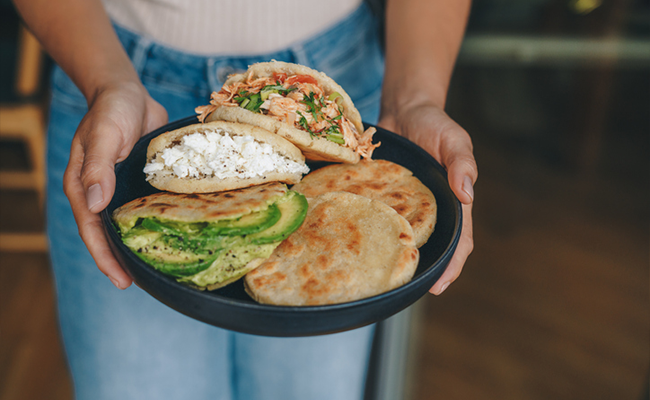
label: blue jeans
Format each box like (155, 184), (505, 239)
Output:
(46, 4), (384, 400)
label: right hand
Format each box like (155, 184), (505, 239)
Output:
(63, 81), (168, 289)
(379, 102), (477, 295)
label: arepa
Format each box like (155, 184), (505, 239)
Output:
(244, 191), (420, 305)
(292, 160), (437, 247)
(196, 61), (380, 163)
(144, 120), (309, 193)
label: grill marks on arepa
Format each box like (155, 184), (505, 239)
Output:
(113, 182), (287, 230)
(244, 192), (419, 306)
(292, 160), (437, 248)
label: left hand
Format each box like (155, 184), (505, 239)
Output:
(63, 81), (168, 289)
(378, 102), (477, 295)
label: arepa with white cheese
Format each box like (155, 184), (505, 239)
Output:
(144, 120), (309, 194)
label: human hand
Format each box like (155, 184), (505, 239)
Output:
(378, 102), (477, 295)
(63, 82), (168, 289)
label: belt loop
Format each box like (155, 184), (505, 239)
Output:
(206, 58), (220, 92)
(290, 44), (311, 67)
(131, 36), (153, 77)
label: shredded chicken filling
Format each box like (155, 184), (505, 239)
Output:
(196, 72), (380, 159)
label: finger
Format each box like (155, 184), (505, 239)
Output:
(78, 206), (133, 289)
(79, 119), (131, 213)
(81, 97), (167, 212)
(447, 156), (477, 205)
(64, 139), (133, 289)
(439, 132), (477, 205)
(430, 202), (473, 295)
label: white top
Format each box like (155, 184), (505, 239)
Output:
(102, 0), (362, 55)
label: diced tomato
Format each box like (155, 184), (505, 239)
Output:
(285, 74), (318, 86)
(273, 72), (287, 83)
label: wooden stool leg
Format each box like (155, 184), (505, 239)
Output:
(0, 24), (47, 253)
(25, 110), (47, 207)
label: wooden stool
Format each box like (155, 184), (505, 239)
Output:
(0, 25), (48, 252)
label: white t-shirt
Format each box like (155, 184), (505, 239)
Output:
(102, 0), (362, 55)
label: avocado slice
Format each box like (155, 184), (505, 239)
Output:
(146, 252), (221, 277)
(116, 189), (308, 287)
(139, 203), (281, 238)
(247, 191), (308, 245)
(140, 218), (205, 236)
(177, 241), (280, 287)
(122, 226), (226, 277)
(204, 203), (281, 236)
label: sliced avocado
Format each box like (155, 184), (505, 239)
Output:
(121, 224), (165, 245)
(121, 225), (226, 277)
(141, 218), (183, 236)
(183, 234), (234, 252)
(130, 235), (225, 277)
(141, 218), (206, 236)
(177, 241), (280, 287)
(247, 191), (308, 245)
(131, 221), (221, 252)
(147, 252), (221, 277)
(204, 203), (281, 236)
(115, 190), (307, 286)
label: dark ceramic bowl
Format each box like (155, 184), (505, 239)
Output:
(101, 116), (462, 337)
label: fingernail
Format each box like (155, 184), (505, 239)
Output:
(86, 184), (103, 212)
(109, 276), (122, 289)
(462, 176), (474, 202)
(436, 281), (450, 295)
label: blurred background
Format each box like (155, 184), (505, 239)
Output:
(0, 0), (648, 399)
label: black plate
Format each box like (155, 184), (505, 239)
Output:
(101, 116), (462, 337)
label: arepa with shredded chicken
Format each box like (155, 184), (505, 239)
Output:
(196, 61), (380, 164)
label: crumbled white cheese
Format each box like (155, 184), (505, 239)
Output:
(143, 128), (309, 181)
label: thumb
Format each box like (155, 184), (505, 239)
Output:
(437, 126), (478, 205)
(80, 123), (131, 213)
(83, 98), (167, 213)
(446, 155), (478, 205)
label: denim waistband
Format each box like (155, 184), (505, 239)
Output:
(114, 2), (376, 96)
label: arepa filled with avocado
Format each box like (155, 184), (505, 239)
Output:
(111, 182), (308, 290)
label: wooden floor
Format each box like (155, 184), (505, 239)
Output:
(406, 66), (649, 400)
(1, 71), (648, 400)
(409, 133), (649, 400)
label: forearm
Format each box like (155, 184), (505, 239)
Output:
(12, 0), (139, 102)
(382, 0), (471, 112)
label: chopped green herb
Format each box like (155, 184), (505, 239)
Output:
(301, 91), (323, 122)
(235, 85), (295, 112)
(296, 111), (315, 137)
(321, 122), (341, 136)
(260, 84), (294, 101)
(322, 123), (345, 144)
